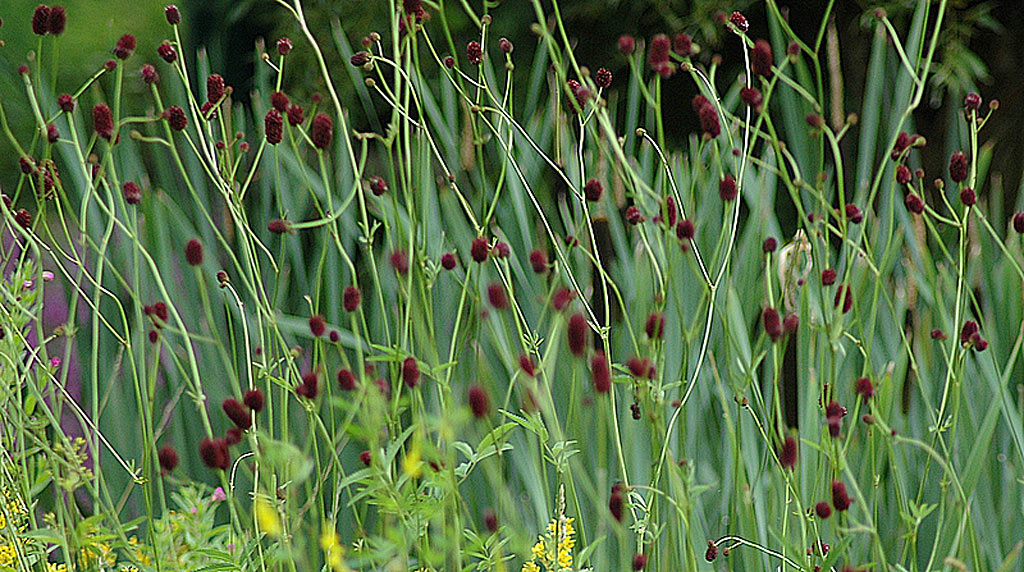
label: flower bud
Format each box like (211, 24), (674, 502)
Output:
(243, 388), (264, 412)
(264, 109), (282, 144)
(165, 5), (181, 25)
(567, 312), (587, 356)
(185, 239), (203, 266)
(402, 357), (420, 388)
(114, 34), (136, 59)
(277, 37), (292, 55)
(311, 113), (333, 149)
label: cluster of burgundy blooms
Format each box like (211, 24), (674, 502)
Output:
(156, 388), (264, 473)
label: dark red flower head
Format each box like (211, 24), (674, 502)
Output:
(584, 178), (603, 202)
(719, 174), (737, 201)
(815, 501), (832, 519)
(845, 203), (863, 224)
(763, 237), (777, 253)
(466, 41), (483, 64)
(468, 384), (490, 418)
(402, 357), (420, 388)
(265, 109), (283, 144)
(783, 313), (799, 335)
(165, 5), (181, 25)
(487, 282), (508, 309)
(312, 113), (333, 149)
(243, 388), (264, 412)
(185, 239), (203, 266)
(855, 377), (874, 401)
(959, 320), (979, 345)
(632, 553), (647, 570)
(141, 64), (159, 85)
(93, 103), (114, 140)
(609, 488), (624, 521)
(369, 175), (388, 196)
(960, 187), (976, 206)
(47, 6), (66, 35)
(277, 37), (292, 56)
(123, 181), (142, 205)
(625, 206), (645, 225)
(158, 41), (177, 63)
(471, 237), (490, 262)
(114, 34), (136, 60)
(268, 219), (292, 234)
(831, 480), (853, 511)
(519, 354), (536, 377)
(676, 219), (695, 241)
(905, 194), (924, 214)
(343, 286), (360, 312)
(199, 437), (230, 470)
(350, 51), (371, 66)
(645, 312), (665, 339)
(494, 242), (510, 258)
(337, 369), (357, 391)
(595, 67), (612, 88)
(705, 541), (718, 562)
(390, 249), (409, 275)
(964, 92), (981, 113)
(1013, 212), (1024, 234)
(648, 33), (671, 70)
(529, 250), (548, 274)
(32, 6), (50, 36)
(441, 253), (457, 270)
(697, 100), (720, 139)
(751, 40), (773, 78)
(222, 398), (251, 430)
(287, 104), (305, 126)
(763, 307), (782, 342)
(498, 37), (513, 54)
(729, 11), (748, 33)
(617, 35), (635, 55)
(484, 509), (499, 532)
(207, 74), (225, 103)
(271, 91), (290, 113)
(949, 150), (968, 183)
(834, 284), (853, 313)
(821, 268), (836, 286)
(591, 351), (611, 393)
(158, 445), (178, 472)
(740, 87), (763, 110)
(673, 33), (692, 57)
(359, 450), (372, 465)
(57, 94), (75, 113)
(779, 435), (797, 469)
(309, 314), (326, 337)
(568, 312), (588, 356)
(552, 287), (575, 311)
(296, 371), (319, 399)
(163, 106), (187, 131)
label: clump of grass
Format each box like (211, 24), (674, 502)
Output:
(1, 1), (1023, 571)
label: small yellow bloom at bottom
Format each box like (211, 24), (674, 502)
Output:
(402, 445), (423, 479)
(255, 499), (283, 537)
(521, 562), (540, 572)
(320, 524), (352, 572)
(48, 564), (67, 572)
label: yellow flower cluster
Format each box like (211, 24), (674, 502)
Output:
(320, 523), (352, 572)
(520, 516), (575, 572)
(0, 485), (30, 567)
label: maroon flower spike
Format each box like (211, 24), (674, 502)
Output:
(779, 435), (797, 469)
(891, 131), (911, 161)
(165, 5), (181, 25)
(47, 6), (66, 36)
(153, 302), (169, 323)
(287, 105), (304, 126)
(896, 164), (912, 185)
(783, 313), (799, 335)
(158, 445), (178, 472)
(443, 55), (455, 68)
(243, 389), (264, 412)
(763, 307), (782, 342)
(199, 438), (230, 470)
(403, 0), (422, 16)
(441, 253), (457, 270)
(831, 480), (853, 511)
(763, 237), (777, 253)
(225, 427), (243, 446)
(552, 287), (575, 311)
(959, 187), (976, 206)
(311, 113), (333, 149)
(632, 553), (647, 570)
(46, 124), (59, 143)
(141, 64), (159, 85)
(595, 67), (612, 88)
(471, 237), (490, 262)
(705, 541), (718, 562)
(296, 371), (319, 399)
(32, 6), (50, 36)
(740, 87), (763, 110)
(949, 150), (968, 183)
(466, 41), (483, 64)
(855, 377), (874, 401)
(609, 489), (623, 521)
(484, 509), (499, 532)
(123, 181), (142, 205)
(591, 351), (611, 393)
(673, 33), (692, 56)
(277, 37), (292, 56)
(265, 109), (283, 144)
(402, 357), (420, 388)
(625, 206), (645, 225)
(930, 328), (946, 340)
(498, 37), (513, 54)
(719, 174), (737, 201)
(207, 73), (225, 103)
(964, 92), (981, 113)
(488, 282), (508, 310)
(390, 249), (409, 274)
(821, 269), (836, 286)
(697, 101), (720, 139)
(1013, 212), (1024, 234)
(691, 94), (711, 112)
(268, 219), (292, 234)
(617, 35), (635, 55)
(834, 284), (853, 313)
(57, 94), (75, 113)
(270, 91), (290, 113)
(676, 219), (695, 241)
(494, 242), (510, 258)
(350, 51), (371, 66)
(665, 196), (677, 227)
(648, 33), (671, 70)
(751, 40), (774, 78)
(468, 385), (490, 418)
(905, 194), (924, 214)
(337, 369), (357, 391)
(729, 11), (748, 33)
(359, 450), (372, 466)
(825, 400), (846, 420)
(567, 312), (588, 356)
(103, 60), (116, 72)
(368, 175), (388, 196)
(529, 250), (548, 274)
(845, 204), (863, 223)
(114, 34), (136, 59)
(14, 209), (32, 229)
(158, 42), (177, 63)
(93, 104), (114, 140)
(959, 320), (979, 345)
(584, 178), (603, 202)
(815, 501), (832, 519)
(645, 312), (665, 339)
(222, 398), (251, 430)
(627, 357), (652, 378)
(519, 354), (536, 377)
(309, 314), (326, 337)
(185, 239), (203, 266)
(340, 286), (359, 313)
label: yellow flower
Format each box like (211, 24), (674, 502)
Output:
(520, 562), (540, 572)
(0, 543), (17, 567)
(49, 564), (67, 572)
(255, 499), (283, 537)
(402, 444), (423, 479)
(320, 524), (351, 572)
